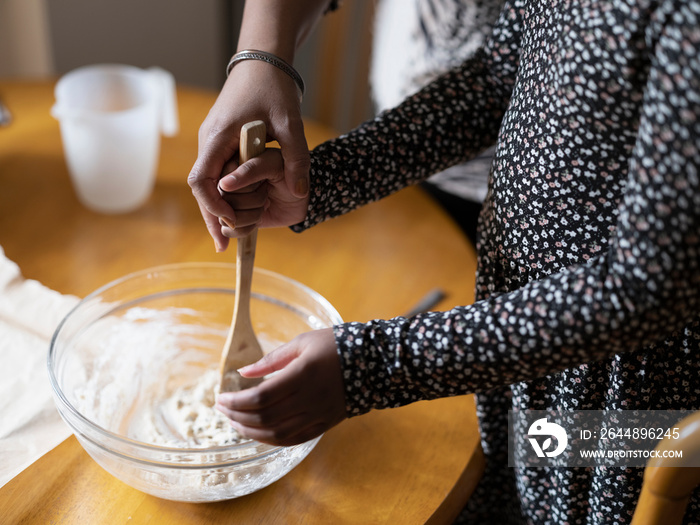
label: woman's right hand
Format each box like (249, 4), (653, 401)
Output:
(187, 60), (311, 251)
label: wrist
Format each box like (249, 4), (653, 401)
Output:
(235, 38), (297, 65)
(237, 0), (333, 63)
(226, 50), (305, 101)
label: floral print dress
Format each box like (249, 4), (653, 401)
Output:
(295, 0), (700, 523)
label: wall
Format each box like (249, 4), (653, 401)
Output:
(296, 0), (376, 134)
(45, 0), (230, 90)
(0, 0), (53, 78)
(0, 0), (374, 132)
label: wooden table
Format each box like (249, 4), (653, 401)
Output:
(0, 80), (483, 524)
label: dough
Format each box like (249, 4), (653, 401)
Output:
(128, 369), (243, 448)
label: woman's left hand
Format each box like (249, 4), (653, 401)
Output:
(216, 328), (347, 446)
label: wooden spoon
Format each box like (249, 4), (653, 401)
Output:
(219, 120), (267, 393)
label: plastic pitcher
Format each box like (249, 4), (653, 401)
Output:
(52, 64), (179, 214)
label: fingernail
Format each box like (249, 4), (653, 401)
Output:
(295, 177), (309, 196)
(221, 217), (235, 230)
(216, 393), (232, 404)
(220, 175), (237, 192)
(229, 419), (247, 434)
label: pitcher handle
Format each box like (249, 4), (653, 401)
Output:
(148, 67), (179, 137)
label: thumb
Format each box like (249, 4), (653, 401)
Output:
(238, 342), (301, 378)
(275, 123), (311, 198)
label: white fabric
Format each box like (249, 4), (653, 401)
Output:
(370, 0), (503, 203)
(369, 0), (420, 112)
(0, 246), (79, 487)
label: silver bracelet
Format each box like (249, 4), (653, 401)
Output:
(226, 49), (305, 99)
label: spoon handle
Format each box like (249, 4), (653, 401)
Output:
(233, 229), (257, 328)
(232, 120), (266, 325)
(219, 121), (267, 393)
(239, 120), (266, 163)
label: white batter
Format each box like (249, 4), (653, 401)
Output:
(71, 305), (302, 451)
(68, 306), (319, 499)
(72, 308), (250, 449)
(130, 369), (243, 448)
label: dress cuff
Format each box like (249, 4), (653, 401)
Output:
(333, 320), (424, 417)
(290, 149), (340, 233)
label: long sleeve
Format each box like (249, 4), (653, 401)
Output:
(332, 2), (700, 416)
(292, 2), (523, 231)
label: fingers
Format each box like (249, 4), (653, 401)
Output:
(188, 172), (236, 250)
(215, 370), (335, 447)
(221, 223), (258, 238)
(219, 150), (284, 193)
(217, 150), (286, 237)
(219, 184), (268, 233)
(217, 371), (298, 409)
(197, 200), (231, 252)
(219, 182), (267, 210)
(272, 118), (311, 198)
(238, 342), (302, 378)
(188, 139), (238, 251)
(226, 414), (327, 447)
(218, 170), (268, 237)
(215, 329), (346, 446)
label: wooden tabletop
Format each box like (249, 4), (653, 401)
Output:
(0, 79), (483, 524)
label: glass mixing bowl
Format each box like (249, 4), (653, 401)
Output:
(48, 263), (342, 502)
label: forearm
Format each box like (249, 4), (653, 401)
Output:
(293, 50), (513, 231)
(291, 1), (522, 231)
(338, 250), (700, 416)
(237, 0), (333, 63)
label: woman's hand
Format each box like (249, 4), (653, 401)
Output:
(217, 147), (310, 238)
(187, 60), (310, 251)
(215, 328), (347, 446)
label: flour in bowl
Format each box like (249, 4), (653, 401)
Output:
(70, 306), (248, 449)
(128, 369), (242, 448)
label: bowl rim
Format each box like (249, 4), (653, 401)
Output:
(47, 261), (342, 459)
